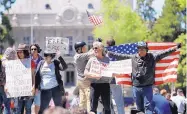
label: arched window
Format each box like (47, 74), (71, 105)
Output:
(88, 3), (94, 9)
(65, 63), (75, 86)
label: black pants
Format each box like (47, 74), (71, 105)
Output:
(90, 83), (111, 114)
(39, 86), (64, 114)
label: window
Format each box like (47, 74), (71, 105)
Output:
(45, 4), (51, 10)
(87, 36), (94, 50)
(88, 3), (94, 9)
(65, 71), (75, 86)
(23, 36), (30, 44)
(65, 64), (75, 86)
(66, 36), (73, 56)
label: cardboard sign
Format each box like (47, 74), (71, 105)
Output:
(90, 59), (132, 77)
(5, 59), (32, 98)
(46, 37), (69, 54)
(101, 59), (132, 77)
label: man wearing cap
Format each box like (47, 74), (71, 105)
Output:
(74, 41), (94, 112)
(108, 41), (181, 114)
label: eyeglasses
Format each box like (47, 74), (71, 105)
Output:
(93, 47), (98, 50)
(31, 48), (37, 51)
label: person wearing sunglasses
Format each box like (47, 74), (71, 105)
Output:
(74, 41), (94, 112)
(30, 44), (43, 114)
(35, 50), (67, 114)
(84, 41), (111, 114)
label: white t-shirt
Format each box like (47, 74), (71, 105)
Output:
(171, 95), (186, 113)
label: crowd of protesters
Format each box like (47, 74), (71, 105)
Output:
(0, 38), (185, 114)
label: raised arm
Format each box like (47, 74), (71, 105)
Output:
(58, 56), (68, 71)
(108, 51), (133, 60)
(154, 44), (181, 62)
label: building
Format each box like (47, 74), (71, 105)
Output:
(3, 0), (135, 96)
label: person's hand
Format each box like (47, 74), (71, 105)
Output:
(177, 43), (181, 49)
(56, 51), (61, 57)
(31, 87), (35, 95)
(4, 87), (8, 93)
(90, 73), (101, 80)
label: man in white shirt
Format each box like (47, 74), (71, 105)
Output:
(171, 89), (185, 114)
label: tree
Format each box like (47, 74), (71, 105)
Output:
(136, 0), (156, 29)
(0, 0), (16, 14)
(1, 14), (14, 44)
(93, 0), (148, 45)
(174, 33), (186, 87)
(0, 25), (7, 40)
(150, 0), (186, 42)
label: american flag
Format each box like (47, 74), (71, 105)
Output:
(107, 42), (180, 86)
(86, 10), (103, 26)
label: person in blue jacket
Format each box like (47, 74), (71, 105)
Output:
(152, 87), (172, 114)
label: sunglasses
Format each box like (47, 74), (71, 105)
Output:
(93, 47), (98, 50)
(31, 48), (37, 51)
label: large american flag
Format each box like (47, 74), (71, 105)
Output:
(86, 10), (103, 26)
(107, 42), (180, 86)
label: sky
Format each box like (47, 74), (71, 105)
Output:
(0, 0), (165, 24)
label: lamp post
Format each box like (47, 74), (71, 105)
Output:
(30, 0), (33, 44)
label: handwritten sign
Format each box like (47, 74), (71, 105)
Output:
(46, 37), (69, 54)
(5, 59), (32, 98)
(101, 59), (132, 77)
(90, 59), (132, 77)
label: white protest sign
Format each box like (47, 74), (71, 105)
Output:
(46, 37), (69, 54)
(90, 60), (101, 76)
(101, 59), (132, 77)
(5, 59), (32, 98)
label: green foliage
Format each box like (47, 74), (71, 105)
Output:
(177, 0), (186, 9)
(136, 0), (156, 29)
(0, 0), (16, 14)
(2, 14), (12, 31)
(150, 0), (186, 42)
(0, 25), (7, 40)
(93, 0), (148, 45)
(175, 33), (186, 87)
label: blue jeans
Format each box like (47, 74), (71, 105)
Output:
(111, 84), (125, 114)
(39, 86), (63, 114)
(132, 86), (153, 114)
(0, 86), (11, 114)
(15, 98), (33, 114)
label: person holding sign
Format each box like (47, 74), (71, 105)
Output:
(74, 41), (94, 112)
(14, 44), (34, 114)
(0, 47), (17, 114)
(35, 50), (68, 114)
(108, 41), (181, 114)
(30, 44), (43, 114)
(84, 41), (111, 114)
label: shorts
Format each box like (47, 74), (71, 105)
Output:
(34, 91), (41, 106)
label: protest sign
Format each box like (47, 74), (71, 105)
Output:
(90, 60), (101, 76)
(101, 59), (132, 77)
(46, 37), (69, 54)
(90, 59), (132, 77)
(5, 59), (32, 98)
